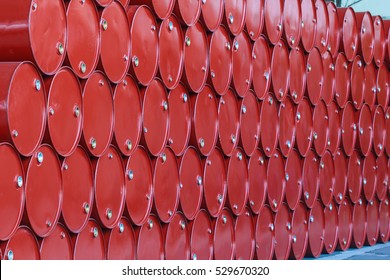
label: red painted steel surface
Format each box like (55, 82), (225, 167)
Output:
(364, 62), (377, 111)
(279, 96), (296, 157)
(1, 226), (40, 260)
(179, 147), (203, 221)
(307, 200), (325, 258)
(232, 32), (252, 98)
(290, 202), (308, 260)
(118, 0), (130, 8)
(324, 202), (338, 254)
(264, 0), (283, 45)
(164, 212), (190, 260)
(352, 198), (366, 249)
(379, 199), (390, 243)
(0, 62), (46, 157)
(136, 215), (164, 260)
(224, 0), (246, 36)
(73, 219), (105, 260)
(274, 203), (292, 260)
(321, 51), (335, 105)
(200, 0), (224, 32)
(260, 93), (279, 157)
(132, 0), (175, 20)
(209, 26), (233, 96)
(327, 101), (341, 156)
(0, 144), (24, 241)
(347, 150), (363, 204)
(313, 100), (329, 157)
(302, 150), (320, 209)
(387, 108), (390, 156)
(62, 146), (94, 234)
(189, 210), (213, 260)
(350, 56), (365, 110)
(373, 105), (386, 156)
(248, 149), (267, 214)
(25, 145), (62, 238)
(285, 149), (303, 211)
(174, 0), (201, 27)
(338, 8), (358, 62)
(333, 149), (348, 204)
(271, 39), (289, 102)
(213, 208), (235, 260)
(141, 79), (169, 157)
(267, 150), (286, 212)
(356, 12), (374, 65)
(252, 36), (271, 100)
(295, 98), (313, 157)
(335, 53), (351, 108)
(341, 102), (357, 156)
(362, 152), (377, 202)
(377, 65), (389, 111)
(95, 0), (113, 7)
(301, 0), (317, 52)
(183, 22), (209, 93)
(234, 208), (255, 260)
(159, 15), (184, 90)
(240, 91), (260, 156)
(153, 147), (180, 224)
(45, 67), (82, 157)
(113, 75), (142, 157)
(127, 5), (159, 86)
(374, 16), (386, 67)
(167, 84), (191, 156)
(319, 151), (335, 207)
(376, 155), (388, 201)
(0, 0), (67, 75)
(40, 223), (72, 260)
(357, 104), (373, 156)
(190, 86), (218, 156)
(327, 2), (341, 58)
(81, 71), (114, 157)
(307, 48), (324, 106)
(289, 47), (306, 105)
(283, 0), (301, 48)
(338, 199), (353, 251)
(366, 199), (380, 246)
(67, 0), (100, 79)
(100, 1), (131, 84)
(125, 146), (153, 226)
(255, 205), (275, 260)
(314, 0), (329, 54)
(246, 0), (265, 41)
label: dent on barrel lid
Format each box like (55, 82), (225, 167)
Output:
(252, 36), (271, 100)
(283, 0), (302, 48)
(2, 226), (40, 260)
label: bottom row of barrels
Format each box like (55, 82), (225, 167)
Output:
(2, 198), (390, 260)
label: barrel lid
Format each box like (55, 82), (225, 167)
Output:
(386, 107), (390, 156)
(271, 40), (290, 102)
(357, 104), (373, 156)
(373, 16), (386, 67)
(327, 2), (340, 58)
(362, 151), (377, 202)
(2, 226), (40, 260)
(335, 53), (351, 108)
(341, 102), (357, 156)
(379, 199), (390, 243)
(295, 98), (313, 157)
(285, 149), (303, 211)
(291, 202), (308, 260)
(283, 0), (302, 48)
(240, 90), (260, 156)
(302, 150), (320, 209)
(333, 149), (348, 204)
(352, 198), (366, 249)
(350, 56), (365, 110)
(105, 218), (136, 260)
(252, 36), (271, 100)
(314, 0), (330, 54)
(164, 212), (190, 260)
(321, 51), (335, 105)
(364, 62), (377, 111)
(73, 219), (105, 260)
(267, 150), (286, 212)
(248, 149), (267, 214)
(136, 215), (164, 260)
(313, 100), (329, 157)
(234, 208), (255, 260)
(327, 101), (341, 156)
(200, 0), (224, 32)
(189, 209), (213, 260)
(255, 205), (275, 260)
(307, 200), (325, 257)
(40, 223), (72, 260)
(289, 47), (306, 104)
(376, 65), (389, 111)
(338, 199), (353, 251)
(373, 105), (386, 156)
(246, 0), (265, 41)
(260, 93), (279, 157)
(264, 0), (283, 45)
(323, 202), (338, 254)
(307, 47), (324, 106)
(301, 0), (317, 52)
(359, 12), (374, 64)
(274, 203), (292, 260)
(347, 150), (363, 204)
(376, 154), (388, 201)
(176, 0), (201, 26)
(366, 198), (379, 246)
(213, 208), (235, 260)
(278, 96), (296, 157)
(232, 32), (253, 97)
(340, 7), (358, 62)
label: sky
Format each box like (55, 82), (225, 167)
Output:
(345, 0), (390, 18)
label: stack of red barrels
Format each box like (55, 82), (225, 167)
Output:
(1, 0), (390, 260)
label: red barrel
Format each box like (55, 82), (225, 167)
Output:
(314, 0), (329, 54)
(338, 199), (353, 251)
(327, 101), (341, 156)
(189, 210), (213, 260)
(362, 151), (377, 202)
(100, 1), (131, 84)
(338, 7), (358, 62)
(246, 0), (265, 41)
(183, 22), (209, 93)
(127, 5), (159, 86)
(81, 71), (114, 157)
(255, 205), (275, 260)
(341, 102), (357, 156)
(45, 67), (82, 157)
(357, 104), (373, 156)
(285, 149), (303, 211)
(264, 0), (283, 45)
(159, 15), (184, 90)
(271, 40), (289, 102)
(321, 51), (335, 105)
(0, 0), (66, 75)
(313, 100), (329, 157)
(0, 62), (46, 157)
(352, 198), (367, 249)
(240, 91), (260, 156)
(136, 215), (164, 260)
(209, 25), (233, 96)
(179, 147), (203, 221)
(302, 150), (320, 209)
(333, 149), (348, 204)
(218, 89), (240, 156)
(125, 146), (153, 226)
(376, 155), (388, 201)
(347, 150), (363, 204)
(105, 218), (135, 260)
(118, 0), (130, 8)
(224, 0), (246, 36)
(0, 144), (24, 241)
(174, 0), (201, 26)
(248, 149), (267, 214)
(335, 53), (351, 108)
(235, 208), (255, 260)
(323, 202), (338, 254)
(213, 208), (235, 260)
(132, 0), (174, 20)
(366, 199), (379, 246)
(252, 36), (271, 100)
(306, 200), (325, 258)
(203, 148), (227, 218)
(164, 212), (190, 260)
(374, 16), (386, 67)
(307, 47), (324, 106)
(95, 0), (113, 7)
(73, 219), (105, 260)
(1, 226), (40, 260)
(40, 223), (72, 260)
(62, 146), (94, 234)
(267, 150), (285, 212)
(67, 0), (100, 79)
(379, 199), (390, 243)
(142, 79), (169, 157)
(168, 84), (191, 156)
(279, 96), (296, 157)
(289, 47), (306, 104)
(190, 86), (218, 156)
(364, 62), (377, 111)
(319, 151), (335, 207)
(274, 203), (291, 260)
(25, 145), (62, 238)
(327, 2), (340, 58)
(201, 0), (224, 32)
(283, 0), (301, 48)
(260, 93), (279, 157)
(153, 147), (180, 224)
(387, 108), (390, 156)
(290, 202), (308, 260)
(227, 148), (248, 216)
(350, 56), (365, 110)
(295, 98), (313, 157)
(356, 12), (374, 65)
(377, 65), (389, 111)
(232, 32), (252, 98)
(373, 105), (386, 156)
(301, 0), (317, 52)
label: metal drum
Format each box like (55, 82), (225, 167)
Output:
(301, 0), (317, 52)
(267, 150), (286, 212)
(319, 151), (335, 207)
(306, 200), (325, 258)
(366, 199), (380, 246)
(224, 0), (246, 36)
(200, 0), (224, 32)
(132, 0), (175, 20)
(285, 149), (303, 211)
(189, 210), (213, 260)
(362, 151), (377, 202)
(73, 219), (105, 260)
(213, 208), (235, 260)
(295, 98), (313, 157)
(248, 149), (267, 214)
(255, 205), (275, 260)
(373, 105), (386, 156)
(306, 47), (324, 106)
(263, 0), (283, 45)
(302, 150), (320, 209)
(271, 39), (289, 102)
(338, 199), (353, 251)
(289, 47), (306, 105)
(274, 203), (292, 260)
(352, 198), (367, 249)
(321, 50), (335, 105)
(327, 2), (340, 58)
(278, 96), (296, 157)
(174, 0), (201, 26)
(136, 215), (164, 260)
(260, 93), (279, 158)
(252, 36), (272, 100)
(335, 53), (351, 108)
(290, 202), (308, 260)
(283, 0), (302, 48)
(350, 56), (365, 110)
(314, 0), (330, 54)
(313, 100), (329, 157)
(327, 101), (342, 156)
(323, 202), (338, 254)
(234, 208), (255, 260)
(338, 7), (358, 62)
(1, 226), (40, 260)
(373, 16), (386, 67)
(357, 104), (373, 156)
(333, 149), (348, 204)
(347, 150), (363, 204)
(246, 0), (265, 41)
(40, 223), (72, 260)
(341, 102), (357, 157)
(356, 12), (374, 65)
(164, 212), (190, 260)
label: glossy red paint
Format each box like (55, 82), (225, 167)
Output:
(189, 210), (213, 260)
(313, 100), (329, 157)
(333, 149), (348, 205)
(283, 0), (302, 48)
(200, 0), (224, 32)
(306, 48), (324, 106)
(373, 105), (386, 156)
(357, 104), (373, 156)
(232, 32), (253, 98)
(376, 155), (388, 201)
(255, 205), (275, 260)
(373, 16), (386, 67)
(352, 198), (367, 249)
(136, 215), (164, 260)
(213, 208), (235, 260)
(260, 93), (279, 158)
(164, 212), (190, 260)
(105, 218), (136, 260)
(319, 151), (335, 207)
(290, 202), (308, 260)
(295, 98), (313, 157)
(350, 56), (365, 110)
(321, 51), (335, 105)
(338, 7), (358, 62)
(302, 150), (320, 209)
(174, 0), (201, 26)
(341, 102), (357, 156)
(248, 149), (267, 214)
(356, 12), (374, 64)
(246, 0), (265, 41)
(278, 96), (296, 157)
(239, 91), (260, 156)
(379, 199), (390, 243)
(267, 150), (286, 212)
(335, 53), (351, 108)
(271, 39), (289, 102)
(234, 208), (255, 260)
(338, 199), (353, 251)
(306, 200), (325, 258)
(362, 152), (377, 202)
(252, 36), (271, 100)
(1, 226), (40, 260)
(301, 0), (317, 52)
(386, 108), (390, 156)
(364, 62), (377, 111)
(323, 202), (338, 254)
(327, 2), (341, 58)
(314, 0), (330, 54)
(376, 65), (389, 111)
(285, 150), (303, 211)
(73, 219), (105, 260)
(366, 199), (379, 246)
(263, 0), (283, 45)
(224, 0), (246, 36)
(40, 223), (72, 260)
(289, 47), (306, 105)
(347, 150), (363, 204)
(274, 203), (292, 260)
(327, 101), (341, 156)
(131, 0), (174, 20)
